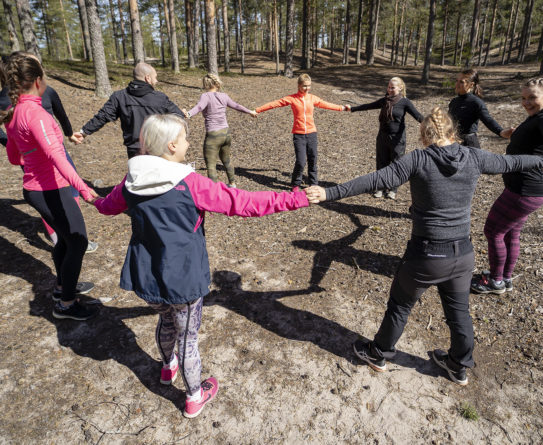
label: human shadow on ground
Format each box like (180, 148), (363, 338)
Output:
(233, 166), (339, 191)
(47, 74), (95, 91)
(1, 235), (186, 412)
(207, 270), (437, 377)
(0, 198), (52, 251)
(292, 214), (402, 286)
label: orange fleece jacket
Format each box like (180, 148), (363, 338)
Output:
(256, 92), (344, 134)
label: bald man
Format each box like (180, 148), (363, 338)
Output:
(75, 63), (183, 158)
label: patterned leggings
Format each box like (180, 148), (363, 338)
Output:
(150, 297), (203, 396)
(484, 188), (543, 281)
(204, 128), (235, 184)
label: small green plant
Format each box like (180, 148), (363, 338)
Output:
(460, 402), (479, 421)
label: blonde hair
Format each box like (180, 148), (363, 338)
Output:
(297, 73), (311, 84)
(420, 107), (458, 146)
(524, 77), (543, 91)
(203, 73), (223, 91)
(139, 114), (188, 156)
(390, 77), (406, 97)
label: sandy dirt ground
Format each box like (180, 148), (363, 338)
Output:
(1, 53), (542, 444)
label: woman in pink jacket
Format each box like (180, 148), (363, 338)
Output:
(1, 53), (98, 321)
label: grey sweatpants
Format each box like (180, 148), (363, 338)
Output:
(149, 297), (203, 395)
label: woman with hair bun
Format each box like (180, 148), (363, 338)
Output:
(449, 68), (513, 148)
(305, 107), (543, 386)
(182, 73), (256, 187)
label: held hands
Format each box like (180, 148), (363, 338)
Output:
(304, 185), (326, 204)
(500, 127), (515, 139)
(343, 105), (351, 111)
(181, 108), (190, 119)
(85, 189), (99, 204)
(249, 110), (258, 118)
(70, 133), (85, 144)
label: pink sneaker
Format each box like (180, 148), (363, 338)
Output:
(183, 377), (219, 418)
(160, 356), (179, 385)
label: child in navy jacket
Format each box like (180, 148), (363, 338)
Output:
(94, 114), (308, 418)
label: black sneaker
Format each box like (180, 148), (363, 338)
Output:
(52, 282), (94, 302)
(432, 349), (468, 386)
(470, 274), (505, 295)
(52, 300), (98, 321)
(353, 339), (386, 372)
(503, 278), (513, 292)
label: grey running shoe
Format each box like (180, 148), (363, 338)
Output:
(373, 190), (383, 198)
(386, 191), (396, 200)
(53, 281), (95, 302)
(471, 275), (505, 294)
(53, 300), (98, 321)
(503, 278), (513, 292)
(86, 241), (99, 253)
(353, 339), (386, 372)
(432, 349), (468, 386)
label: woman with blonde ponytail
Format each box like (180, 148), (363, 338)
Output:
(2, 54), (99, 321)
(182, 73), (257, 187)
(305, 106), (543, 386)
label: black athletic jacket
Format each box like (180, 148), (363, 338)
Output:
(448, 93), (503, 137)
(81, 80), (183, 158)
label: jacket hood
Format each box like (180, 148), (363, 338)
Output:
(126, 155), (194, 196)
(127, 80), (155, 97)
(425, 142), (470, 176)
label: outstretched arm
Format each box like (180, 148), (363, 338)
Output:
(80, 94), (120, 138)
(313, 96), (347, 111)
(184, 173), (309, 216)
(478, 100), (504, 136)
(405, 99), (424, 123)
(350, 98), (385, 113)
(186, 94), (210, 118)
(49, 88), (74, 137)
(255, 96), (292, 113)
(94, 177), (128, 215)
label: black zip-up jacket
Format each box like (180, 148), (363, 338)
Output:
(81, 80), (183, 158)
(351, 97), (423, 136)
(448, 93), (503, 137)
(502, 110), (543, 196)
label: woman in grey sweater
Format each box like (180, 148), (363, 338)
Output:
(305, 107), (543, 386)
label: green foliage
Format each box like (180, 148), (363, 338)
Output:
(459, 402), (479, 421)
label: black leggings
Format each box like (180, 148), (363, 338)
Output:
(23, 187), (88, 302)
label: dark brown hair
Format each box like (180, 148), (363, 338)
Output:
(460, 68), (483, 98)
(0, 53), (43, 124)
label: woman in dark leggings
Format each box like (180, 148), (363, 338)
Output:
(448, 68), (513, 148)
(471, 77), (543, 294)
(306, 107), (543, 386)
(350, 77), (423, 200)
(1, 54), (98, 321)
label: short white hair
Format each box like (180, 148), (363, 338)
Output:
(139, 114), (188, 156)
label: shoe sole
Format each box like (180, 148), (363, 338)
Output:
(432, 352), (468, 386)
(470, 286), (506, 295)
(160, 372), (178, 385)
(52, 310), (97, 321)
(353, 344), (387, 372)
(52, 283), (95, 302)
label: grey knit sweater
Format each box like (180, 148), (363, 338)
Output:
(325, 143), (543, 240)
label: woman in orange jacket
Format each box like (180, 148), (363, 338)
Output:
(256, 74), (349, 189)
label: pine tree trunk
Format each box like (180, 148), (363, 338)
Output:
(273, 0), (280, 73)
(453, 7), (461, 65)
(414, 22), (421, 66)
(390, 0), (398, 64)
(185, 0), (195, 68)
(15, 0), (41, 60)
(302, 0), (309, 68)
(477, 0), (488, 66)
(466, 0), (480, 66)
(483, 0), (497, 66)
(285, 0), (294, 77)
(129, 0), (145, 64)
(238, 0), (245, 73)
(518, 0), (535, 62)
(41, 0), (53, 58)
(205, 0), (218, 74)
(506, 0), (519, 64)
(394, 0), (405, 65)
(441, 0), (448, 65)
(168, 0), (180, 72)
(421, 0), (436, 84)
(3, 0), (21, 52)
(459, 22), (465, 65)
(108, 0), (121, 62)
(403, 26), (412, 65)
(537, 25), (543, 59)
(342, 0), (351, 64)
(194, 0), (201, 64)
(355, 0), (364, 64)
(366, 0), (380, 65)
(158, 6), (166, 66)
(85, 0), (112, 97)
(58, 0), (74, 60)
(200, 2), (206, 55)
(223, 0), (230, 72)
(501, 0), (514, 64)
(163, 0), (172, 57)
(117, 0), (128, 63)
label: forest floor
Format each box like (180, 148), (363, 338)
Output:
(1, 52), (542, 444)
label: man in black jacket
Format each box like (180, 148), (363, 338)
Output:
(74, 63), (184, 158)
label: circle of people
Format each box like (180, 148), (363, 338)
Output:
(1, 52), (542, 419)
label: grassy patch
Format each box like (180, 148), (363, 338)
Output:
(459, 402), (479, 421)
